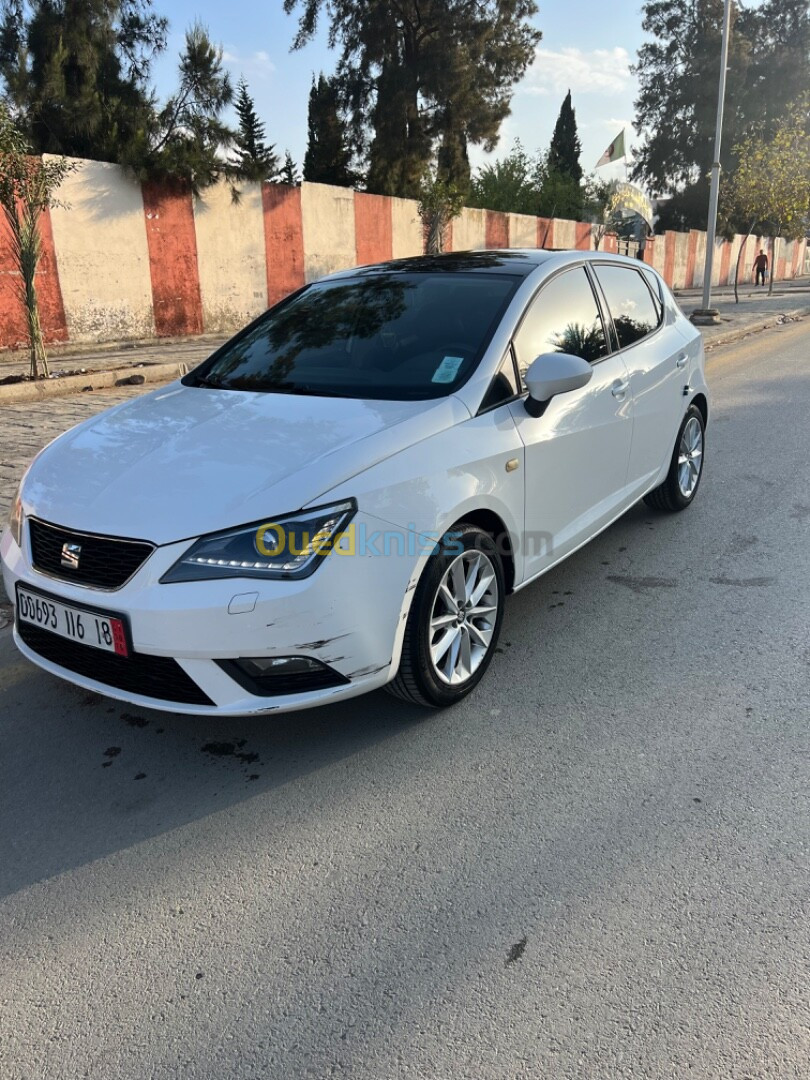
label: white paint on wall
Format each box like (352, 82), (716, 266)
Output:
(47, 157), (154, 342)
(672, 233), (689, 289)
(453, 208), (487, 251)
(552, 219), (576, 250)
(508, 214), (537, 248)
(301, 183), (356, 282)
(391, 197), (423, 259)
(193, 180), (267, 332)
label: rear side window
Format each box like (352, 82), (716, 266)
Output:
(513, 267), (609, 378)
(595, 265), (661, 349)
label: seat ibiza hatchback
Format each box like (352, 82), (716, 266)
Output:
(2, 250), (708, 714)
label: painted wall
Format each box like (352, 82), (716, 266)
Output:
(0, 155), (805, 351)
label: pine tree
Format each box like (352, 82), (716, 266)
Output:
(121, 23), (235, 193)
(280, 150), (300, 186)
(0, 0), (167, 161)
(546, 90), (582, 185)
(303, 73), (354, 187)
(285, 0), (541, 199)
(234, 78), (279, 181)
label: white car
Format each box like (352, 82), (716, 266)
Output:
(2, 250), (708, 715)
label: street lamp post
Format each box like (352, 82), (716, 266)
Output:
(695, 0), (733, 322)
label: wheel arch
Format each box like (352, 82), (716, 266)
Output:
(690, 392), (709, 427)
(450, 508), (516, 594)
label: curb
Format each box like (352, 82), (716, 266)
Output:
(700, 306), (809, 350)
(0, 360), (189, 405)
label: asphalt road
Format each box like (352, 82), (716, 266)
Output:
(1, 321), (809, 1079)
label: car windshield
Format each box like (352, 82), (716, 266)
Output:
(186, 272), (519, 400)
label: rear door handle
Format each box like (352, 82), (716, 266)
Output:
(676, 353), (689, 369)
(612, 379), (629, 399)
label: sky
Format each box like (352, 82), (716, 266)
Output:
(150, 0), (647, 184)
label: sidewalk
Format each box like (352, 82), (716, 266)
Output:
(0, 277), (807, 401)
(674, 280), (810, 348)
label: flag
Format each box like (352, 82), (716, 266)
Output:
(596, 129), (626, 168)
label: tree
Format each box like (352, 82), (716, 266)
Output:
(417, 165), (463, 253)
(0, 0), (167, 161)
(468, 139), (543, 214)
(0, 104), (74, 376)
(303, 73), (354, 186)
(721, 102), (810, 297)
(582, 176), (621, 250)
(537, 167), (582, 220)
(280, 150), (300, 186)
(547, 90), (582, 185)
(632, 0), (810, 229)
(284, 0), (541, 199)
(234, 78), (279, 181)
(121, 23), (234, 192)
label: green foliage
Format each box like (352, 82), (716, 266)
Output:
(721, 99), (810, 293)
(280, 150), (300, 186)
(547, 90), (582, 185)
(0, 103), (75, 375)
(285, 0), (541, 199)
(582, 175), (621, 249)
(234, 78), (279, 182)
(0, 0), (166, 160)
(633, 0), (810, 228)
(303, 73), (354, 187)
(417, 166), (464, 253)
(121, 22), (234, 192)
(537, 168), (583, 220)
(468, 139), (543, 214)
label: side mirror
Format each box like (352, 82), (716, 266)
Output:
(524, 352), (593, 417)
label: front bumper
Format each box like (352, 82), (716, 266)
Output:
(1, 512), (423, 715)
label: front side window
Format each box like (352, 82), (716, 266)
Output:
(595, 265), (661, 349)
(185, 272), (519, 401)
(513, 267), (609, 380)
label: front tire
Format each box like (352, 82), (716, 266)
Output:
(643, 404), (706, 513)
(387, 523), (505, 708)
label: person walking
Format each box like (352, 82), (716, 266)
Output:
(753, 248), (769, 286)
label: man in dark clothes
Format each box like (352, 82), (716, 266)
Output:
(754, 248), (769, 286)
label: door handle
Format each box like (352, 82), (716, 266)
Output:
(612, 379), (629, 399)
(676, 353), (689, 369)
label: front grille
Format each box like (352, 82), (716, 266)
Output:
(18, 620), (214, 707)
(29, 519), (154, 590)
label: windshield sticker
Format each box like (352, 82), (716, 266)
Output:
(432, 356), (465, 384)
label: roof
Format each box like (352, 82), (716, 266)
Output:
(335, 249), (555, 280)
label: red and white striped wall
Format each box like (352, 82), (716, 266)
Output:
(0, 156), (806, 350)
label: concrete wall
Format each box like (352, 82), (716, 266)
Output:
(47, 158), (154, 342)
(0, 155), (805, 350)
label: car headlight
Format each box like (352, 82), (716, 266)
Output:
(8, 487), (23, 548)
(161, 500), (357, 583)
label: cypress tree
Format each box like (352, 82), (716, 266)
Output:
(546, 90), (582, 184)
(302, 74), (354, 187)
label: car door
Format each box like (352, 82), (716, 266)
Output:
(592, 263), (686, 494)
(507, 265), (634, 585)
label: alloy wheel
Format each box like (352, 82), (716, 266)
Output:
(677, 415), (703, 498)
(429, 550), (499, 686)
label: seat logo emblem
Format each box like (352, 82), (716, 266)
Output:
(60, 542), (81, 569)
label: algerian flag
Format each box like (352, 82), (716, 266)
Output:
(596, 129), (626, 168)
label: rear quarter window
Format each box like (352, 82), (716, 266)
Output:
(594, 264), (661, 349)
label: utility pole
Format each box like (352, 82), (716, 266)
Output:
(694, 0), (733, 323)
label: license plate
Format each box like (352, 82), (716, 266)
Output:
(16, 586), (129, 656)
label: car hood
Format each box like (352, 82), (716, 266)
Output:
(22, 383), (469, 545)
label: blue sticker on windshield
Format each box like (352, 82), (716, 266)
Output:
(432, 355), (465, 384)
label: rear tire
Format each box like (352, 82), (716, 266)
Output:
(643, 404), (706, 513)
(387, 523), (505, 708)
